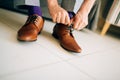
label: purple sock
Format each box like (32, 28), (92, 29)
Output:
(27, 6), (42, 16)
(68, 11), (75, 19)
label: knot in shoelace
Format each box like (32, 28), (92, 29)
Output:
(67, 24), (74, 34)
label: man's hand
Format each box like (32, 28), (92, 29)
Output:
(71, 12), (88, 30)
(47, 0), (70, 25)
(70, 0), (95, 30)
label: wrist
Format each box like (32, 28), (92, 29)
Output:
(47, 0), (59, 8)
(76, 11), (88, 18)
(77, 0), (95, 15)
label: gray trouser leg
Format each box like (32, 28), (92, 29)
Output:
(14, 0), (83, 13)
(87, 0), (101, 30)
(61, 0), (76, 12)
(14, 0), (40, 7)
(61, 0), (83, 13)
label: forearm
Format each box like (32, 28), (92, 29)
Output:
(77, 0), (96, 15)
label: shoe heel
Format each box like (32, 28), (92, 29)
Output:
(52, 32), (59, 39)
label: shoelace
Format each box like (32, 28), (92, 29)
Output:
(26, 15), (38, 24)
(25, 15), (40, 32)
(67, 24), (74, 34)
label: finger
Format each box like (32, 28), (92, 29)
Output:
(78, 20), (88, 30)
(56, 12), (61, 23)
(53, 14), (57, 22)
(73, 20), (79, 30)
(78, 22), (86, 30)
(61, 13), (66, 24)
(69, 18), (74, 26)
(78, 23), (84, 30)
(65, 13), (70, 25)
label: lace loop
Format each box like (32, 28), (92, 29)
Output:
(67, 24), (74, 33)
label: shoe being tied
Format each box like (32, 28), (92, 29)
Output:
(52, 23), (82, 53)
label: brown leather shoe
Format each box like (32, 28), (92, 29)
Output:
(17, 14), (44, 41)
(52, 23), (82, 53)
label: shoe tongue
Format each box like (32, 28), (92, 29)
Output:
(26, 15), (38, 24)
(29, 15), (38, 22)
